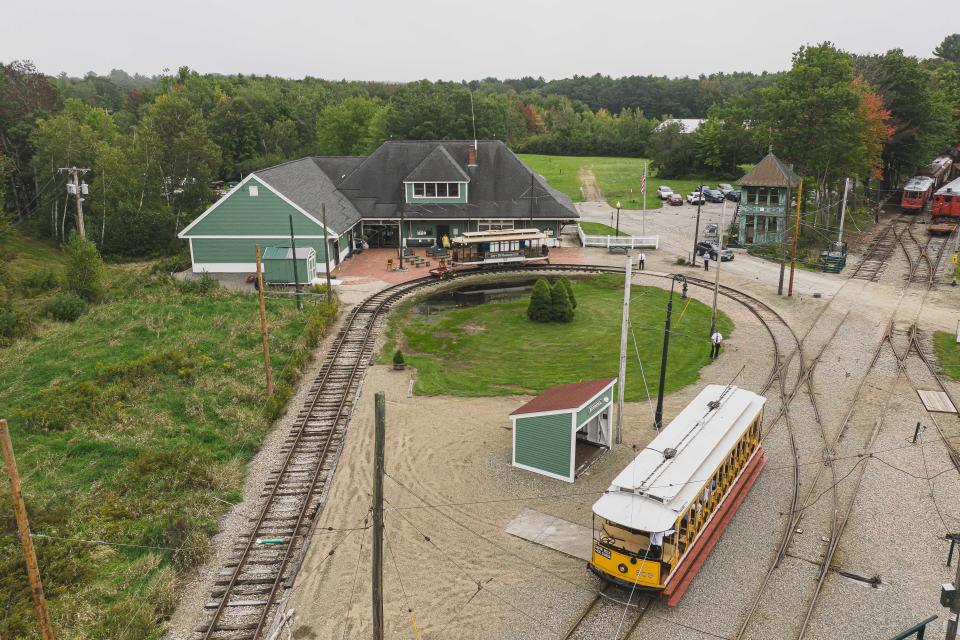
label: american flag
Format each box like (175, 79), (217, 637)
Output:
(640, 163), (646, 194)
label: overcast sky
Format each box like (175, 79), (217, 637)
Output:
(3, 0), (953, 81)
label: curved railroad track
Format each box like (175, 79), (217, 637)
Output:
(199, 262), (803, 639)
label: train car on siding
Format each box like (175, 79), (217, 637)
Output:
(930, 176), (960, 236)
(900, 176), (936, 213)
(589, 384), (766, 604)
(449, 228), (550, 267)
(922, 156), (954, 190)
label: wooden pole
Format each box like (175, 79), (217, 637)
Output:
(372, 393), (385, 640)
(788, 179), (804, 297)
(255, 245), (273, 396)
(778, 186), (791, 295)
(288, 214), (303, 310)
(321, 204), (333, 299)
(0, 419), (56, 640)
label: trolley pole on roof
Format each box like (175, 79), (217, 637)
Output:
(372, 392), (386, 640)
(616, 255), (632, 444)
(288, 214), (303, 310)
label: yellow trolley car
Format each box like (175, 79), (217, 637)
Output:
(449, 228), (550, 266)
(590, 384), (766, 600)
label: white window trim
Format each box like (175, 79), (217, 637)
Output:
(407, 182), (463, 200)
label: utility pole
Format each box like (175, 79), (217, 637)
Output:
(255, 245), (273, 396)
(642, 161), (647, 236)
(691, 183), (703, 266)
(837, 177), (850, 245)
(59, 166), (89, 240)
(777, 186), (791, 295)
(654, 275), (685, 431)
(288, 215), (303, 310)
(372, 392), (386, 640)
(616, 255), (632, 445)
(321, 204), (333, 297)
(788, 179), (804, 297)
(710, 199), (726, 336)
(1, 419), (56, 640)
(398, 209), (405, 271)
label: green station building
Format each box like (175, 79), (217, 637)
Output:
(178, 140), (579, 274)
(736, 152), (802, 246)
(510, 378), (616, 483)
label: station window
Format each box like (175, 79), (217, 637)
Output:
(410, 182), (461, 199)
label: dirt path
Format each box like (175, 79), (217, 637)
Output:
(578, 166), (603, 202)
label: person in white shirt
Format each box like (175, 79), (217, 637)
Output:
(637, 251), (645, 271)
(710, 331), (723, 359)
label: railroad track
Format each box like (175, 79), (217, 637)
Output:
(561, 587), (652, 640)
(849, 220), (898, 281)
(195, 262), (805, 640)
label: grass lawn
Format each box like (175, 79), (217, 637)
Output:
(384, 274), (732, 401)
(578, 221), (625, 236)
(934, 331), (960, 382)
(0, 234), (337, 638)
(520, 154), (742, 212)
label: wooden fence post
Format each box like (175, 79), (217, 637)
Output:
(0, 419), (55, 640)
(255, 245), (274, 396)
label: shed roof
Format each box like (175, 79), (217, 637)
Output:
(262, 246), (315, 260)
(510, 378), (616, 416)
(736, 153), (802, 188)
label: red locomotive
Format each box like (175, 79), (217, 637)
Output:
(929, 176), (960, 236)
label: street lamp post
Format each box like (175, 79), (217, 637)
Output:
(615, 201), (622, 236)
(654, 274), (687, 431)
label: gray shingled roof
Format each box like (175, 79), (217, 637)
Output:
(736, 153), (802, 188)
(404, 146), (471, 183)
(337, 140), (578, 220)
(255, 158), (361, 235)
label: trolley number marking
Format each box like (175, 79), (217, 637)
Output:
(595, 545), (611, 559)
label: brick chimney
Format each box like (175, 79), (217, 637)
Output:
(467, 145), (478, 167)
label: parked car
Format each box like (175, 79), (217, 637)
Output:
(703, 188), (725, 203)
(704, 223), (719, 236)
(657, 185), (673, 199)
(667, 193), (683, 206)
(696, 240), (734, 261)
(687, 191), (706, 205)
(717, 183), (735, 196)
(725, 190), (741, 202)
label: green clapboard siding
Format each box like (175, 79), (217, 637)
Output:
(575, 383), (614, 427)
(515, 413), (571, 478)
(192, 237), (328, 265)
(184, 177), (325, 237)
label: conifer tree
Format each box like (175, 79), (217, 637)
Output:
(527, 277), (553, 322)
(559, 276), (576, 308)
(551, 280), (574, 322)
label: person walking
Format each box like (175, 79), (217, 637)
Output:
(638, 251), (646, 271)
(703, 252), (710, 272)
(710, 330), (723, 359)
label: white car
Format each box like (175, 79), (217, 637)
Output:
(687, 191), (706, 205)
(717, 183), (735, 195)
(657, 186), (673, 199)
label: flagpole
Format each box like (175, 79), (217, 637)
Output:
(642, 161), (647, 236)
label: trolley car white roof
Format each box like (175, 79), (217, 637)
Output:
(935, 177), (960, 195)
(592, 384), (765, 533)
(451, 228), (546, 244)
(903, 176), (935, 193)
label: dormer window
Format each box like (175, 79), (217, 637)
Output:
(411, 182), (460, 199)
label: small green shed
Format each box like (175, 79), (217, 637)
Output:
(262, 246), (318, 285)
(510, 378), (616, 483)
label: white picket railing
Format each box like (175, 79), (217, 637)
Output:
(577, 225), (659, 249)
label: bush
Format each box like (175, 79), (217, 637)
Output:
(550, 280), (575, 323)
(527, 278), (553, 322)
(20, 268), (60, 293)
(559, 276), (577, 309)
(176, 272), (220, 295)
(0, 301), (28, 340)
(64, 233), (105, 301)
(152, 252), (192, 274)
(393, 350), (405, 365)
(42, 292), (86, 322)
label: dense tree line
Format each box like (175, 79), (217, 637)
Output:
(1, 36), (959, 258)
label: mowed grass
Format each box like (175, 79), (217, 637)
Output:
(578, 221), (625, 236)
(520, 153), (743, 211)
(934, 331), (960, 382)
(389, 274), (732, 401)
(0, 241), (337, 638)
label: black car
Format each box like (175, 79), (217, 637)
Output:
(725, 190), (741, 202)
(696, 240), (734, 261)
(703, 188), (724, 203)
